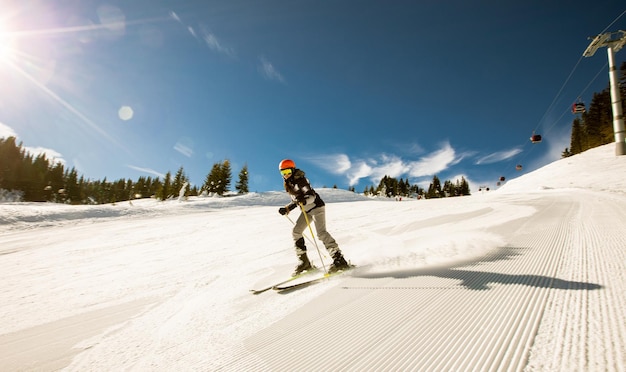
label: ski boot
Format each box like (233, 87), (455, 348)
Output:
(293, 238), (313, 276)
(328, 251), (350, 273)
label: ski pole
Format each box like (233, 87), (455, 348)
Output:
(284, 214), (323, 255)
(299, 202), (328, 274)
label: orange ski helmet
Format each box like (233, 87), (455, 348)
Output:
(279, 159), (295, 170)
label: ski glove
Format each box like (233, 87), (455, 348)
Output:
(278, 207), (288, 215)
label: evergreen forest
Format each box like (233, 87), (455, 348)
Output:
(562, 61), (626, 157)
(0, 138), (248, 204)
(364, 175), (471, 199)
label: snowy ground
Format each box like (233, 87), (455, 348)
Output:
(1, 143), (625, 371)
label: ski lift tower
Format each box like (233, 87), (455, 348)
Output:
(583, 30), (626, 156)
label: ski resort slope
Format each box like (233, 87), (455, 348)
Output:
(0, 144), (625, 371)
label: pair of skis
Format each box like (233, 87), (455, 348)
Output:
(250, 266), (353, 294)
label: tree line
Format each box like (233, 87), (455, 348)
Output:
(0, 136), (249, 204)
(0, 133), (470, 204)
(363, 174), (470, 199)
(562, 61), (626, 157)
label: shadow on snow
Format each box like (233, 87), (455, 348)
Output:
(352, 246), (603, 291)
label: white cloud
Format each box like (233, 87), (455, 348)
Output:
(0, 123), (65, 164)
(171, 14), (234, 56)
(407, 142), (457, 177)
(475, 148), (522, 165)
(200, 27), (234, 56)
(347, 161), (373, 186)
(259, 57), (285, 83)
(370, 154), (408, 180)
(26, 146), (65, 165)
(316, 142), (460, 186)
(169, 11), (181, 23)
(203, 33), (229, 54)
(188, 26), (197, 38)
(307, 154), (351, 174)
(0, 122), (17, 139)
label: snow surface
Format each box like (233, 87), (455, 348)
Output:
(0, 143), (625, 371)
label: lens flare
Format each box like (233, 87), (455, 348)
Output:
(118, 106), (134, 121)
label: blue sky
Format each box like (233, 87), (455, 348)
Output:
(1, 1), (625, 193)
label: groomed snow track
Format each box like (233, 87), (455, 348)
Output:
(223, 191), (626, 371)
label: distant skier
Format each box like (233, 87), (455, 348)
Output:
(277, 159), (350, 276)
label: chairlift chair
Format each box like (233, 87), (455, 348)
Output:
(572, 97), (586, 114)
(516, 164), (523, 171)
(530, 132), (542, 143)
(572, 102), (586, 114)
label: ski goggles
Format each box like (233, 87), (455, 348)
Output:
(280, 169), (292, 176)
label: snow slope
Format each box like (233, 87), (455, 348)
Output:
(0, 143), (625, 371)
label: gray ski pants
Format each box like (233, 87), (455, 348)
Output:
(292, 206), (340, 256)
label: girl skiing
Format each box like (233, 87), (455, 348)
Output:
(277, 159), (350, 276)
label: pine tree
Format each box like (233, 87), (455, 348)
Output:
(134, 177), (148, 199)
(442, 180), (454, 197)
(219, 160), (232, 196)
(30, 153), (50, 201)
(47, 162), (65, 202)
(459, 176), (470, 196)
(235, 164), (249, 194)
(159, 172), (172, 201)
(65, 167), (80, 204)
(584, 91), (613, 149)
(151, 178), (162, 199)
(0, 137), (22, 192)
(125, 179), (134, 201)
(570, 117), (584, 155)
(427, 175), (442, 198)
(203, 163), (221, 195)
(203, 160), (232, 196)
(172, 166), (190, 197)
(398, 178), (407, 196)
(112, 179), (126, 203)
(562, 148), (572, 158)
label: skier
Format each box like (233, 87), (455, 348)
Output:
(277, 159), (350, 276)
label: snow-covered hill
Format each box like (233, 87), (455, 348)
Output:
(497, 144), (626, 193)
